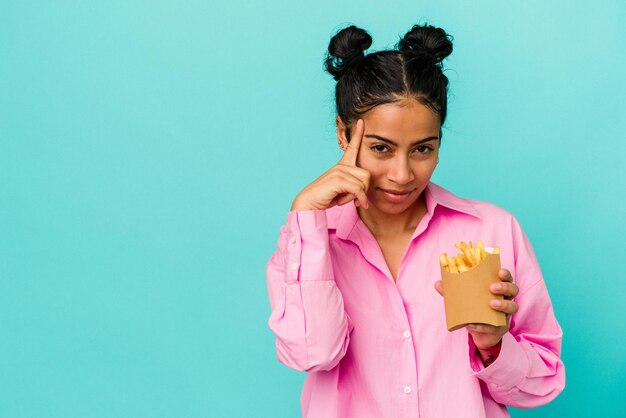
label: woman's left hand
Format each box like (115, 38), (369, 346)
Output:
(434, 268), (519, 354)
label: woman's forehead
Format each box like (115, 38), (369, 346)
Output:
(361, 101), (440, 140)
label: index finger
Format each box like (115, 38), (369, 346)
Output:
(340, 119), (364, 166)
(498, 269), (513, 282)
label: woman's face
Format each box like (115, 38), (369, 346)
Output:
(340, 99), (441, 216)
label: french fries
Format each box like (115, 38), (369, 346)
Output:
(440, 241), (499, 273)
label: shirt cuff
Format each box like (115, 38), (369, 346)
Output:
(470, 332), (529, 391)
(285, 210), (333, 282)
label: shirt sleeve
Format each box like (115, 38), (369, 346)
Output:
(468, 217), (566, 408)
(266, 210), (352, 373)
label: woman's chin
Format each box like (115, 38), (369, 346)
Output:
(367, 197), (420, 216)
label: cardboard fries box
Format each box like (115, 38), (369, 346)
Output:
(441, 253), (507, 331)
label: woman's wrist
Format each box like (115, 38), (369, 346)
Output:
(477, 340), (502, 367)
(291, 200), (314, 211)
(290, 196), (308, 211)
(291, 195), (323, 212)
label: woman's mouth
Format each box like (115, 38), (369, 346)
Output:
(379, 188), (415, 203)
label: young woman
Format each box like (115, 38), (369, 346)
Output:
(266, 24), (565, 418)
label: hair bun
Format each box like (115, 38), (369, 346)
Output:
(398, 24), (453, 66)
(325, 25), (372, 81)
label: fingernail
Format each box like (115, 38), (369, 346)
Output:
(491, 283), (502, 291)
(490, 300), (502, 308)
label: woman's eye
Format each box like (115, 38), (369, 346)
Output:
(414, 145), (432, 153)
(371, 145), (388, 153)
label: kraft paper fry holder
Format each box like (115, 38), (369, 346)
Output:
(441, 253), (507, 331)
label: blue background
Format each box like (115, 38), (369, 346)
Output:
(1, 1), (624, 417)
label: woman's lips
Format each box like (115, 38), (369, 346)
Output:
(379, 188), (415, 203)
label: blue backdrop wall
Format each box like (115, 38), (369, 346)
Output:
(1, 1), (624, 417)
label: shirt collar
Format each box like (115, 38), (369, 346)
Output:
(424, 182), (481, 219)
(326, 182), (481, 239)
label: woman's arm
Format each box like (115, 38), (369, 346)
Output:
(469, 218), (565, 408)
(266, 210), (352, 372)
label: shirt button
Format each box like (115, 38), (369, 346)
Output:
(403, 386), (412, 394)
(290, 236), (297, 245)
(403, 331), (411, 338)
(290, 262), (298, 271)
(490, 383), (498, 389)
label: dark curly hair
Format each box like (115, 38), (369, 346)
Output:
(324, 24), (453, 139)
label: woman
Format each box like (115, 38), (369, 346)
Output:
(266, 23), (565, 418)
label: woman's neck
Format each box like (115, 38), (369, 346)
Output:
(357, 193), (428, 239)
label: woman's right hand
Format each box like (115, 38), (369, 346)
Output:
(291, 119), (371, 211)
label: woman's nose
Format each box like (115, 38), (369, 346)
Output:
(387, 157), (415, 185)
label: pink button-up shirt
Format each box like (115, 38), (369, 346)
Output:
(266, 183), (565, 418)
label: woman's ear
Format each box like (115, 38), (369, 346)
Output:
(336, 116), (349, 151)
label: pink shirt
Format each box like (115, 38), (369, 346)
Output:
(266, 182), (565, 418)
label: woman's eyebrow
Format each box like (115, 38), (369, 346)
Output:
(364, 134), (439, 146)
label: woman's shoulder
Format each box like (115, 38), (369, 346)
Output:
(430, 184), (532, 251)
(428, 183), (517, 224)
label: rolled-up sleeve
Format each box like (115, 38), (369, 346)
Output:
(266, 210), (352, 372)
